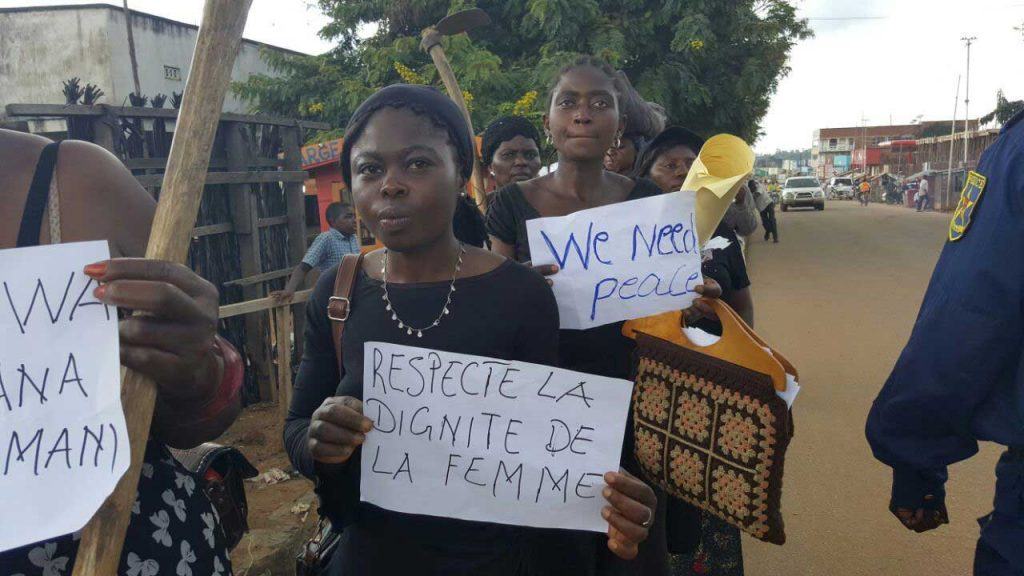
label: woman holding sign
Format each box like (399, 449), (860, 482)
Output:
(485, 58), (723, 576)
(633, 126), (755, 327)
(283, 85), (657, 575)
(632, 125), (754, 576)
(0, 129), (239, 574)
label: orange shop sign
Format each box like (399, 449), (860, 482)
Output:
(301, 138), (344, 170)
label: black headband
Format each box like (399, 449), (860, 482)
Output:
(340, 84), (475, 187)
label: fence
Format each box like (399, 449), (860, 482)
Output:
(5, 102), (331, 409)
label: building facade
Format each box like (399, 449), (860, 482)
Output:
(811, 121), (979, 179)
(0, 4), (302, 117)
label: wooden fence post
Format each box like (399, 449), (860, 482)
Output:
(226, 122), (273, 401)
(281, 125), (307, 363)
(273, 305), (294, 417)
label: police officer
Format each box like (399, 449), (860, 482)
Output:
(866, 107), (1024, 575)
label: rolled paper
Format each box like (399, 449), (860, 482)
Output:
(680, 134), (756, 245)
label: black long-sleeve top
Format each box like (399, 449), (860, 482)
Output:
(284, 258), (604, 575)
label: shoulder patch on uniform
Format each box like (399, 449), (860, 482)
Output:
(949, 171), (987, 242)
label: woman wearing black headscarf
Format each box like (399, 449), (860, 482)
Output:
(633, 126), (753, 576)
(283, 84), (656, 576)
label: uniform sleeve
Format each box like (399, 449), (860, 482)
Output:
(301, 232), (329, 268)
(484, 185), (521, 245)
(866, 133), (1024, 508)
(284, 266), (342, 479)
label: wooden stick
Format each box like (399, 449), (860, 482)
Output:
(274, 306), (295, 419)
(423, 34), (488, 201)
(71, 2), (253, 574)
(218, 288), (312, 319)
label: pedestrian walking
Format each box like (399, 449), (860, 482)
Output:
(752, 180), (779, 243)
(915, 177), (931, 212)
(271, 202), (361, 303)
(866, 108), (1024, 575)
(858, 179), (871, 206)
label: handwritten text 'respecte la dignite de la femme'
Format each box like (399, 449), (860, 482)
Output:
(360, 342), (633, 533)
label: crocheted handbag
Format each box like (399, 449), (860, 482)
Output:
(625, 300), (795, 545)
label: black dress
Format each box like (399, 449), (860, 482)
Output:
(284, 259), (603, 576)
(485, 179), (663, 381)
(485, 178), (671, 576)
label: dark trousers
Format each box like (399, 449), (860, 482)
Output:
(760, 205), (778, 241)
(974, 449), (1024, 575)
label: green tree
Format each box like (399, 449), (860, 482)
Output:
(233, 0), (811, 144)
(980, 89), (1024, 126)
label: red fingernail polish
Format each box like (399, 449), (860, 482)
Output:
(93, 285), (107, 300)
(84, 262), (107, 278)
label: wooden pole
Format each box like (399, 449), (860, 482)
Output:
(274, 305), (294, 418)
(122, 0), (142, 97)
(71, 2), (253, 574)
(422, 31), (487, 202)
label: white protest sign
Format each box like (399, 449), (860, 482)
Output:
(0, 241), (129, 553)
(359, 342), (633, 533)
(526, 191), (703, 330)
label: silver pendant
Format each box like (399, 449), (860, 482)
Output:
(398, 321), (404, 329)
(406, 327), (413, 336)
(417, 330), (423, 338)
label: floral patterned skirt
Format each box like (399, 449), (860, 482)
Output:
(671, 513), (744, 576)
(0, 441), (233, 576)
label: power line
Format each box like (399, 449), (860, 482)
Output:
(805, 16), (887, 21)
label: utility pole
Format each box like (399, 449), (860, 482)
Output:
(860, 114), (869, 176)
(123, 0), (142, 97)
(946, 75), (961, 209)
(961, 36), (976, 168)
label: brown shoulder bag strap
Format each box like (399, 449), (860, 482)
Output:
(327, 253), (364, 373)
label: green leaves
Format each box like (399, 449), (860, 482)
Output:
(233, 0), (810, 145)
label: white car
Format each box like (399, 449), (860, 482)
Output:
(827, 176), (855, 199)
(781, 177), (825, 211)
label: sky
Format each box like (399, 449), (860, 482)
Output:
(3, 0), (1023, 153)
(758, 0), (1024, 152)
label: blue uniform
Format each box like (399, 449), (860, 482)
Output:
(866, 108), (1024, 575)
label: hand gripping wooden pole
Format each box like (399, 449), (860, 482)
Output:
(71, 2), (253, 573)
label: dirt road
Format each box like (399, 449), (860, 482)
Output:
(742, 202), (1002, 575)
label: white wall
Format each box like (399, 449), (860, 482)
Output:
(0, 8), (115, 109)
(1, 6), (296, 117)
(102, 8), (286, 112)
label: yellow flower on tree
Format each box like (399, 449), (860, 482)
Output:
(394, 62), (426, 85)
(512, 90), (538, 116)
(689, 39), (705, 51)
(462, 89), (474, 112)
